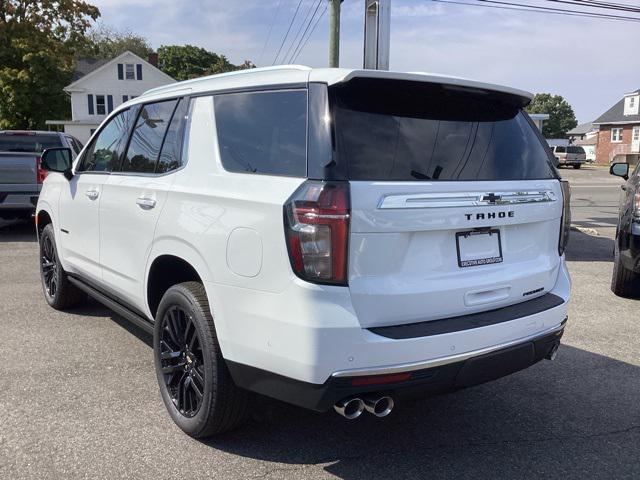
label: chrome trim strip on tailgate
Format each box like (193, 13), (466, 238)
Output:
(331, 321), (566, 378)
(378, 190), (557, 209)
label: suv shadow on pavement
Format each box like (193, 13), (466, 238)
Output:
(202, 344), (640, 479)
(0, 218), (37, 243)
(565, 229), (614, 262)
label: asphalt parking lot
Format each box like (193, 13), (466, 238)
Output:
(1, 166), (638, 479)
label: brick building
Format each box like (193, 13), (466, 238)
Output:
(593, 89), (640, 165)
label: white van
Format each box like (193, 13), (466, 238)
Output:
(36, 66), (571, 437)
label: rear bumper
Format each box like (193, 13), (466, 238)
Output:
(227, 322), (566, 411)
(213, 258), (571, 394)
(0, 189), (39, 215)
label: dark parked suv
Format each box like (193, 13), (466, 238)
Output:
(610, 162), (640, 297)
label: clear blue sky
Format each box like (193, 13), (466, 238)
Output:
(93, 0), (640, 124)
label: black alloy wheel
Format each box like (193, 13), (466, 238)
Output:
(41, 234), (59, 298)
(159, 306), (206, 418)
(153, 282), (250, 437)
(38, 223), (85, 309)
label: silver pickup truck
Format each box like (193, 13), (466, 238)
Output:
(0, 131), (83, 220)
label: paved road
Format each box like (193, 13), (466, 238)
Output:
(1, 167), (638, 479)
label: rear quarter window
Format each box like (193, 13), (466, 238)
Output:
(567, 146), (585, 154)
(213, 90), (307, 177)
(330, 79), (556, 182)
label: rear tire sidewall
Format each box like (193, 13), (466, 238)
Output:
(153, 286), (216, 436)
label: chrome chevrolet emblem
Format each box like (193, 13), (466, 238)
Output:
(482, 193), (502, 204)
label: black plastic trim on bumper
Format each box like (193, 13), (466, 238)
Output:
(368, 293), (565, 340)
(227, 322), (566, 412)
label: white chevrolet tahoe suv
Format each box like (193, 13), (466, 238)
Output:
(36, 66), (571, 438)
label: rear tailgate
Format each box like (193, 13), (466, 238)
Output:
(328, 77), (563, 329)
(348, 180), (562, 328)
(0, 152), (37, 185)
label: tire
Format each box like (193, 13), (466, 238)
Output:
(573, 164), (581, 169)
(611, 240), (640, 298)
(153, 281), (250, 438)
(39, 223), (86, 309)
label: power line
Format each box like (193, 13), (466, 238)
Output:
(429, 0), (640, 22)
(282, 0), (318, 65)
(545, 0), (640, 12)
(576, 0), (640, 11)
(272, 0), (306, 65)
(292, 5), (328, 63)
(474, 0), (640, 20)
(287, 0), (324, 64)
(257, 0), (283, 66)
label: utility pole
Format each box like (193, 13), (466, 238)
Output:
(329, 0), (342, 67)
(363, 0), (391, 70)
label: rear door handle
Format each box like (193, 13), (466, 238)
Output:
(85, 189), (99, 200)
(136, 197), (156, 209)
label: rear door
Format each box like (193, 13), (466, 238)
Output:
(329, 78), (562, 328)
(100, 98), (187, 310)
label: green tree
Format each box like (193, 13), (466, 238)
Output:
(157, 45), (254, 81)
(77, 24), (152, 59)
(526, 93), (578, 138)
(0, 0), (100, 129)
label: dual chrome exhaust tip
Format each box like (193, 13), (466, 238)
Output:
(334, 395), (394, 419)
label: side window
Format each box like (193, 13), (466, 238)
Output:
(214, 90), (307, 177)
(156, 99), (189, 174)
(122, 99), (178, 173)
(79, 109), (132, 172)
(555, 146), (565, 153)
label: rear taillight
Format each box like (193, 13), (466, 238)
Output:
(558, 180), (571, 256)
(36, 156), (47, 184)
(284, 180), (350, 285)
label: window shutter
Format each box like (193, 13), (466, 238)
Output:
(87, 94), (94, 115)
(136, 64), (142, 80)
(107, 95), (114, 113)
(122, 95), (128, 103)
(117, 63), (124, 80)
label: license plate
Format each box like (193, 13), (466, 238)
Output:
(456, 229), (503, 267)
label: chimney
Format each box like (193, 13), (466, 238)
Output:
(148, 52), (158, 67)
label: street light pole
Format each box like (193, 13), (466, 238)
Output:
(329, 0), (342, 67)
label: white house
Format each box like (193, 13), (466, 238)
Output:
(47, 51), (175, 143)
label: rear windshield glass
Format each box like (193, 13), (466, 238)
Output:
(567, 146), (585, 154)
(0, 134), (63, 153)
(330, 79), (556, 181)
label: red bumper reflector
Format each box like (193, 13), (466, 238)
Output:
(351, 372), (412, 386)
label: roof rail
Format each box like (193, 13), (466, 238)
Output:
(142, 64), (312, 98)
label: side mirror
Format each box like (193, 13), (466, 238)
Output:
(610, 162), (629, 180)
(42, 148), (73, 180)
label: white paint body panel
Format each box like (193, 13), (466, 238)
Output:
(36, 67), (570, 389)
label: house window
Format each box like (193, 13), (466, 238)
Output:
(631, 97), (636, 109)
(125, 63), (135, 80)
(633, 127), (640, 142)
(611, 128), (623, 143)
(96, 95), (106, 115)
